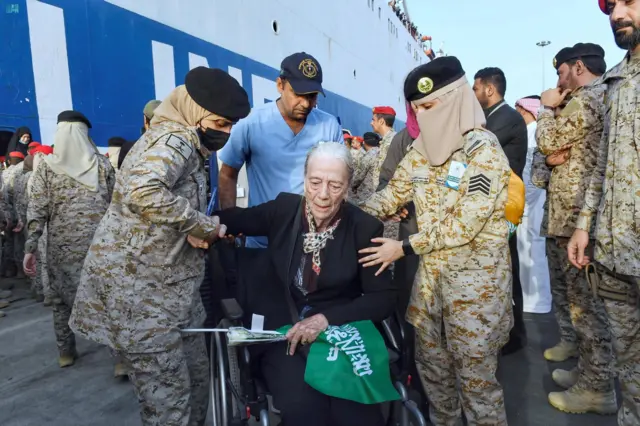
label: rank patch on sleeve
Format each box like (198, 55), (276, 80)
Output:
(468, 173), (492, 197)
(165, 134), (193, 160)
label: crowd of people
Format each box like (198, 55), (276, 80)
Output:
(388, 0), (423, 42)
(0, 1), (639, 426)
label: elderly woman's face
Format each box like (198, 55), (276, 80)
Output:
(304, 156), (349, 225)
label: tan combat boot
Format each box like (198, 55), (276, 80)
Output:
(58, 350), (78, 368)
(552, 368), (579, 389)
(548, 386), (618, 415)
(113, 363), (129, 379)
(0, 300), (9, 309)
(0, 310), (5, 318)
(544, 341), (578, 362)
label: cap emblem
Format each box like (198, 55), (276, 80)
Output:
(553, 57), (557, 68)
(299, 59), (318, 79)
(417, 77), (434, 94)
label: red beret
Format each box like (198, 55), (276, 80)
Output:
(353, 136), (364, 142)
(9, 151), (25, 159)
(0, 156), (5, 162)
(344, 134), (353, 140)
(599, 0), (608, 14)
(372, 106), (396, 116)
(33, 145), (53, 155)
(28, 141), (41, 148)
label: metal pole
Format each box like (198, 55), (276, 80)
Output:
(536, 41), (551, 92)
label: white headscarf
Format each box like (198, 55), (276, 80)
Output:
(45, 122), (100, 191)
(412, 76), (486, 166)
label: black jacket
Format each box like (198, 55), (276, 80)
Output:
(216, 192), (396, 330)
(484, 102), (528, 178)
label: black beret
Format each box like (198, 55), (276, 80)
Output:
(185, 67), (251, 123)
(404, 56), (465, 102)
(554, 43), (605, 70)
(108, 137), (127, 147)
(57, 110), (92, 128)
(363, 132), (381, 147)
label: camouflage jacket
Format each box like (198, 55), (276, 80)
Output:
(3, 163), (24, 220)
(530, 148), (551, 237)
(25, 156), (114, 254)
(70, 121), (219, 353)
(536, 81), (605, 238)
(14, 170), (31, 226)
(370, 129), (397, 189)
(0, 173), (11, 227)
(349, 147), (379, 204)
(361, 129), (512, 356)
(577, 55), (640, 276)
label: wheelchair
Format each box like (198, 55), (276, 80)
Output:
(207, 297), (428, 426)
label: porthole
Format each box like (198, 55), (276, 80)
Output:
(272, 20), (279, 35)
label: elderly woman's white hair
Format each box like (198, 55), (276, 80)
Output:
(303, 142), (354, 184)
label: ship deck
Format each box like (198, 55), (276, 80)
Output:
(0, 277), (618, 426)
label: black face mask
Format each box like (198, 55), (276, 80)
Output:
(197, 127), (230, 152)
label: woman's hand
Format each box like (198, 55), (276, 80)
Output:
(285, 314), (329, 355)
(358, 238), (404, 276)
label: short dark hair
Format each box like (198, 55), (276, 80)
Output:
(566, 57), (606, 76)
(474, 67), (507, 97)
(374, 113), (395, 128)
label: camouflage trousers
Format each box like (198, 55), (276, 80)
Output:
(415, 333), (507, 426)
(546, 238), (577, 344)
(49, 252), (84, 354)
(13, 230), (24, 264)
(549, 238), (614, 392)
(122, 333), (209, 426)
(31, 228), (51, 297)
(1, 231), (15, 275)
(594, 264), (640, 426)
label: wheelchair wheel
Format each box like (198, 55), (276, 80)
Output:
(215, 319), (244, 425)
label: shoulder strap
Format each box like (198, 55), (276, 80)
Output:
(284, 197), (304, 324)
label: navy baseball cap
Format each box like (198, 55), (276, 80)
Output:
(279, 52), (325, 96)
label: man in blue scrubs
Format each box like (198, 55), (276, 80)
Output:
(218, 52), (343, 247)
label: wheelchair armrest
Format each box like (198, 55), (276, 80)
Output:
(220, 298), (244, 321)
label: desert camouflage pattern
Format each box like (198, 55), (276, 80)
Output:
(25, 156), (114, 354)
(530, 148), (551, 238)
(0, 173), (12, 226)
(68, 120), (215, 425)
(361, 129), (512, 423)
(14, 170), (32, 288)
(2, 163), (24, 274)
(576, 56), (640, 277)
(547, 237), (614, 392)
(349, 147), (379, 205)
(371, 130), (397, 190)
(122, 333), (209, 426)
(416, 332), (507, 426)
(536, 81), (605, 238)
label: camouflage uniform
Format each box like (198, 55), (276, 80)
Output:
(25, 156), (114, 355)
(536, 81), (614, 392)
(371, 130), (400, 241)
(575, 55), (640, 425)
(362, 129), (512, 426)
(69, 121), (218, 426)
(2, 163), (23, 274)
(349, 147), (379, 205)
(14, 169), (37, 293)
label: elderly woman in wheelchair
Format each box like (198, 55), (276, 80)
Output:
(213, 142), (406, 426)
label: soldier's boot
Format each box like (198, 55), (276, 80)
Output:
(0, 300), (9, 309)
(544, 341), (578, 362)
(0, 290), (12, 299)
(548, 386), (618, 415)
(43, 296), (52, 307)
(0, 310), (5, 318)
(552, 368), (579, 389)
(58, 349), (78, 368)
(113, 363), (129, 379)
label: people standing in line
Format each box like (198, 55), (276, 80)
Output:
(13, 154), (37, 299)
(514, 95), (552, 315)
(568, 3), (640, 424)
(23, 111), (115, 368)
(359, 57), (513, 426)
(218, 52), (343, 248)
(68, 67), (250, 426)
(536, 43), (616, 414)
(3, 151), (26, 279)
(349, 132), (380, 204)
(473, 66), (529, 355)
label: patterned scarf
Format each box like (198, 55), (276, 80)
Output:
(302, 202), (341, 275)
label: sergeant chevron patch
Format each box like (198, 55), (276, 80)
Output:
(468, 173), (492, 197)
